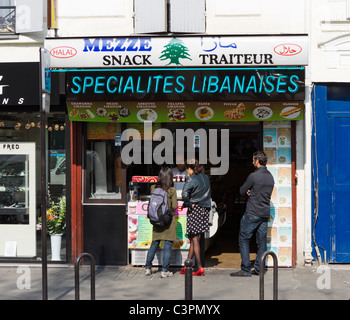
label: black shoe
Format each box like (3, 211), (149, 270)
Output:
(253, 269), (267, 276)
(230, 270), (251, 277)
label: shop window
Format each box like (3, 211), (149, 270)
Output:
(85, 123), (122, 201)
(134, 0), (206, 34)
(0, 154), (29, 224)
(48, 115), (67, 201)
(0, 112), (41, 225)
(46, 114), (67, 262)
(0, 112), (67, 261)
(15, 0), (43, 33)
(0, 0), (44, 35)
(0, 0), (15, 35)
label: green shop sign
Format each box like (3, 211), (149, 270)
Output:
(67, 101), (303, 123)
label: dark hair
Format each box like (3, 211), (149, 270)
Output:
(253, 151), (268, 166)
(157, 166), (174, 191)
(185, 158), (205, 175)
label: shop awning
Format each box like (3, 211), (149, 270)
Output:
(67, 100), (303, 123)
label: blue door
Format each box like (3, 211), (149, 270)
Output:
(330, 117), (350, 262)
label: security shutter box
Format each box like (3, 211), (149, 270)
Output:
(134, 0), (167, 34)
(169, 0), (205, 33)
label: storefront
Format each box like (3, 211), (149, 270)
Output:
(45, 35), (308, 266)
(0, 62), (68, 262)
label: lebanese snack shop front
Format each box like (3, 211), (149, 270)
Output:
(45, 35), (308, 266)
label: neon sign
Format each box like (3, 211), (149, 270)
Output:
(67, 67), (305, 102)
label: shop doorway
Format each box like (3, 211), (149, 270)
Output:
(204, 122), (262, 268)
(123, 121), (262, 268)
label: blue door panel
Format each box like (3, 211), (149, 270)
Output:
(333, 195), (350, 258)
(312, 85), (350, 263)
(330, 117), (350, 262)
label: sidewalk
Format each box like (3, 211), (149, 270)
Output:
(1, 263), (350, 300)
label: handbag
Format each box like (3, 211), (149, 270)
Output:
(208, 200), (217, 226)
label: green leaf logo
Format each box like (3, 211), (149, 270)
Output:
(159, 38), (192, 66)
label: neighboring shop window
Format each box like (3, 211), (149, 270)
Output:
(48, 115), (66, 202)
(85, 123), (122, 200)
(0, 1), (15, 35)
(0, 112), (67, 260)
(0, 154), (29, 224)
(0, 112), (40, 225)
(47, 114), (67, 262)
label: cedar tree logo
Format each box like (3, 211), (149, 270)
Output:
(159, 38), (192, 66)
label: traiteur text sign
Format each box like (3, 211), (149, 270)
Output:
(45, 35), (309, 68)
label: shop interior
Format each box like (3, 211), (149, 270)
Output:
(125, 121), (262, 268)
(203, 122), (262, 268)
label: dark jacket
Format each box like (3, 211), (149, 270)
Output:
(182, 173), (211, 209)
(240, 166), (274, 218)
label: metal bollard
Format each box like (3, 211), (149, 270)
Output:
(75, 253), (96, 300)
(259, 251), (278, 300)
(184, 259), (193, 300)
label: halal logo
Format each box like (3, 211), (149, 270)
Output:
(159, 38), (192, 66)
(0, 76), (9, 95)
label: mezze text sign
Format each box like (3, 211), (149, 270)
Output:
(45, 35), (309, 68)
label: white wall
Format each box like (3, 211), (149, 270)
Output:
(206, 0), (306, 34)
(309, 0), (350, 83)
(55, 0), (134, 36)
(53, 0), (307, 37)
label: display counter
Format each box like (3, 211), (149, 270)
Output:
(127, 175), (189, 266)
(127, 176), (221, 266)
(127, 198), (190, 266)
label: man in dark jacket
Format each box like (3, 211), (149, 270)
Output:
(230, 151), (274, 277)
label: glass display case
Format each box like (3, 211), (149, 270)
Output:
(0, 154), (29, 224)
(0, 143), (36, 258)
(85, 140), (122, 200)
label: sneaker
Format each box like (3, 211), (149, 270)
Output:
(145, 269), (152, 276)
(229, 270), (251, 277)
(161, 271), (173, 278)
(253, 269), (267, 276)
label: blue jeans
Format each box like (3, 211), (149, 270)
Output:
(145, 240), (173, 272)
(238, 212), (268, 274)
